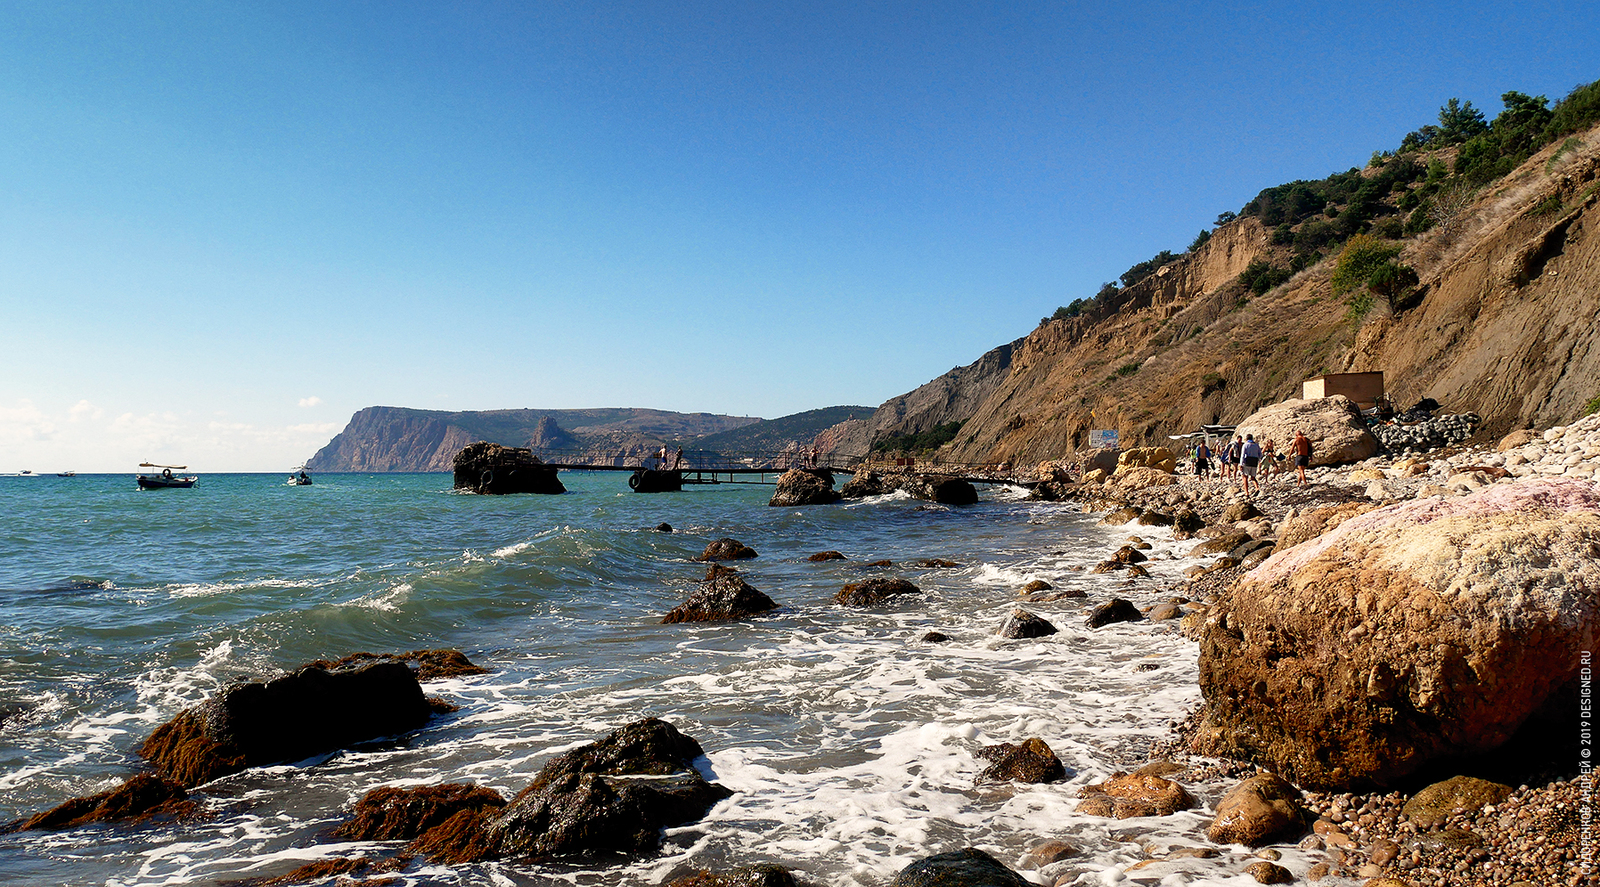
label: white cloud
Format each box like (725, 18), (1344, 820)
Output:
(68, 399), (104, 422)
(298, 396), (323, 408)
(0, 399), (57, 442)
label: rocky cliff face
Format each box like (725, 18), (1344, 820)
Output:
(306, 407), (760, 472)
(868, 122), (1600, 466)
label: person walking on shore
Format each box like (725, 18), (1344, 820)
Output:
(1260, 438), (1277, 485)
(1292, 431), (1313, 486)
(1194, 439), (1212, 478)
(1240, 434), (1262, 495)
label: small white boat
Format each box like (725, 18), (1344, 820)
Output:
(137, 462), (197, 489)
(287, 465), (312, 486)
(57, 471), (76, 477)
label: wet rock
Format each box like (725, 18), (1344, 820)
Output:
(1124, 563), (1150, 578)
(904, 475), (979, 506)
(696, 538), (758, 562)
(912, 558), (962, 568)
(996, 609), (1058, 639)
(452, 442), (565, 494)
(1243, 860), (1293, 884)
(139, 659), (434, 787)
(1077, 772), (1197, 818)
(1207, 773), (1309, 847)
(655, 523), (674, 533)
(835, 577), (921, 607)
(892, 847), (1032, 887)
(1173, 507), (1206, 537)
(1102, 506), (1142, 524)
(1146, 602), (1182, 621)
(921, 631), (953, 643)
(1086, 599), (1143, 628)
(1195, 479), (1600, 789)
(668, 864), (803, 887)
(1018, 839), (1078, 870)
(485, 718), (732, 860)
(264, 857), (408, 884)
(769, 469), (841, 507)
(1136, 509), (1174, 527)
(1190, 531), (1253, 556)
(807, 551), (847, 562)
(13, 773), (194, 832)
(1112, 545), (1147, 564)
(975, 737), (1065, 784)
(1021, 579), (1052, 592)
(864, 559), (894, 567)
(1228, 539), (1275, 561)
(662, 565), (779, 624)
(334, 783), (506, 863)
(1400, 775), (1514, 829)
(307, 649), (490, 681)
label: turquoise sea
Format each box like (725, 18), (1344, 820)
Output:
(0, 471), (1220, 886)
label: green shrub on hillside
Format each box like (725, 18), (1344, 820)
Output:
(1585, 395), (1600, 416)
(1332, 234), (1419, 316)
(1238, 259), (1293, 295)
(1188, 229), (1212, 252)
(1120, 250), (1180, 289)
(1546, 79), (1600, 140)
(872, 421), (964, 454)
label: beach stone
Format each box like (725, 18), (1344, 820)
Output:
(768, 468), (841, 507)
(663, 565), (779, 624)
(1173, 507), (1206, 537)
(1497, 428), (1538, 451)
(1081, 447), (1121, 475)
(835, 577), (921, 607)
(1195, 478), (1600, 789)
(975, 737), (1066, 784)
(1113, 545), (1147, 564)
(1117, 447), (1177, 473)
(1348, 468), (1387, 482)
(1190, 531), (1253, 556)
(1146, 602), (1182, 621)
(1124, 563), (1150, 578)
(1228, 538), (1274, 561)
(1102, 506), (1142, 524)
(996, 609), (1058, 639)
(452, 441), (565, 494)
(912, 558), (962, 568)
(139, 659), (433, 787)
(1207, 773), (1309, 847)
(1244, 861), (1294, 884)
(1019, 840), (1079, 869)
(697, 538), (758, 561)
(486, 718), (732, 860)
(14, 773), (194, 832)
(1136, 509), (1174, 526)
(1086, 598), (1143, 628)
(1400, 775), (1514, 829)
(1236, 396), (1380, 466)
(807, 550), (847, 562)
(921, 631), (953, 643)
(1077, 772), (1197, 818)
(892, 847), (1031, 887)
(1021, 579), (1052, 592)
(1222, 501), (1263, 523)
(1112, 467), (1179, 491)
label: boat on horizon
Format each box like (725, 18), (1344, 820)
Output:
(57, 471), (76, 477)
(287, 465), (312, 486)
(137, 462), (197, 489)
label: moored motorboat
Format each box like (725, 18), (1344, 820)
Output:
(57, 471), (76, 477)
(137, 462), (197, 489)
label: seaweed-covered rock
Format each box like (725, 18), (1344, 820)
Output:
(334, 783), (507, 863)
(452, 442), (565, 494)
(139, 660), (433, 787)
(668, 864), (804, 887)
(306, 649), (489, 681)
(663, 565), (779, 623)
(12, 773), (194, 832)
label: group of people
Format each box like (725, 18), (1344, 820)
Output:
(1190, 430), (1314, 493)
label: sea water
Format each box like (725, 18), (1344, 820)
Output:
(0, 472), (1276, 886)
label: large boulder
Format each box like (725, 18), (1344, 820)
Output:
(697, 538), (758, 561)
(663, 566), (779, 623)
(835, 577), (921, 606)
(769, 469), (841, 506)
(1236, 395), (1379, 466)
(139, 660), (434, 787)
(974, 737), (1065, 783)
(452, 442), (565, 494)
(1080, 447), (1121, 476)
(904, 475), (979, 506)
(1195, 478), (1600, 789)
(1206, 773), (1309, 846)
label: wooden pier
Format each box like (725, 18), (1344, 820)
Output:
(529, 448), (1030, 491)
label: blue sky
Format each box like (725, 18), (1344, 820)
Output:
(4, 1), (1597, 471)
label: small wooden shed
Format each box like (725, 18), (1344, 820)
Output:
(1302, 372), (1385, 409)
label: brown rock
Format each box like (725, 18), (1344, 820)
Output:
(452, 441), (565, 494)
(975, 737), (1065, 783)
(1146, 602), (1182, 621)
(996, 609), (1058, 639)
(1244, 860), (1294, 884)
(1078, 772), (1197, 818)
(1195, 479), (1600, 789)
(668, 865), (801, 887)
(835, 577), (921, 606)
(807, 550), (847, 562)
(308, 649), (490, 681)
(697, 538), (758, 561)
(334, 783), (506, 863)
(663, 566), (779, 623)
(769, 468), (841, 507)
(1400, 775), (1514, 829)
(1021, 579), (1053, 592)
(1207, 773), (1309, 847)
(1086, 598), (1143, 628)
(1236, 396), (1380, 466)
(15, 774), (194, 831)
(1222, 501), (1264, 523)
(1019, 839), (1079, 869)
(1190, 531), (1253, 556)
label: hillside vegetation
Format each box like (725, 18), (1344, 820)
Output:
(860, 81), (1600, 466)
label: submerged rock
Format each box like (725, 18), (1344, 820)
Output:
(996, 609), (1058, 639)
(452, 442), (565, 494)
(1077, 772), (1197, 819)
(668, 864), (804, 887)
(1086, 599), (1143, 628)
(807, 550), (847, 562)
(663, 565), (779, 623)
(139, 660), (434, 787)
(305, 649), (490, 681)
